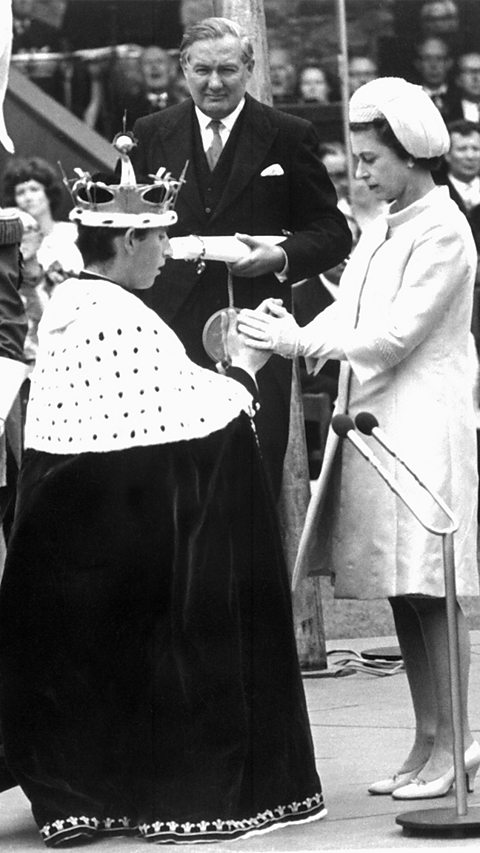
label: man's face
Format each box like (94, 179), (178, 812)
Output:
(446, 131), (480, 182)
(269, 48), (295, 100)
(348, 57), (378, 93)
(129, 228), (171, 290)
(415, 38), (452, 87)
(181, 35), (253, 119)
(141, 47), (171, 92)
(457, 54), (480, 101)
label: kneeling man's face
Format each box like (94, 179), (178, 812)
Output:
(130, 227), (171, 290)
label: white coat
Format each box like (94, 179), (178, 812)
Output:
(294, 187), (479, 599)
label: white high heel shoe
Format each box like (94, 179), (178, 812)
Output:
(368, 765), (426, 795)
(392, 741), (480, 800)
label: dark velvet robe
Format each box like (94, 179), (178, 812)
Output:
(0, 276), (324, 846)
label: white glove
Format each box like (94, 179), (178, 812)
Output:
(237, 299), (301, 359)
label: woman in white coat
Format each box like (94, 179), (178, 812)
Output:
(238, 77), (480, 801)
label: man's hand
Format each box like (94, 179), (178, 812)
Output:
(228, 233), (286, 278)
(237, 300), (301, 359)
(220, 309), (271, 374)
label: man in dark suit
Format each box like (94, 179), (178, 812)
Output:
(131, 16), (351, 499)
(441, 119), (480, 354)
(412, 35), (464, 124)
(452, 51), (480, 124)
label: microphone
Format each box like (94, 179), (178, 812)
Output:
(354, 411), (456, 531)
(355, 411), (379, 436)
(331, 414), (456, 535)
(331, 414), (398, 483)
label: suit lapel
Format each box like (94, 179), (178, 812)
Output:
(209, 96), (278, 224)
(154, 100), (205, 223)
(156, 96), (278, 227)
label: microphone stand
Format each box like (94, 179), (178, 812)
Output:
(332, 415), (480, 838)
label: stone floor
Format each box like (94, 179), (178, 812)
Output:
(2, 633), (480, 852)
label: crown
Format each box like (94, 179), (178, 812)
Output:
(66, 132), (188, 228)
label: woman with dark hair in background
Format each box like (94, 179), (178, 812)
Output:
(2, 156), (82, 291)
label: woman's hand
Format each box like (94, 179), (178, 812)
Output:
(237, 299), (301, 359)
(220, 309), (271, 374)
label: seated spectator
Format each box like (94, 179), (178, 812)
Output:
(1, 157), (82, 292)
(109, 45), (182, 132)
(141, 46), (175, 107)
(269, 45), (297, 103)
(413, 35), (461, 121)
(453, 51), (480, 124)
(347, 53), (378, 94)
(295, 62), (335, 104)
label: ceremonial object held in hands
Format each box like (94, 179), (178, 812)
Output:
(169, 234), (285, 264)
(169, 234), (286, 363)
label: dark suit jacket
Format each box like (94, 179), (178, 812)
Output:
(132, 94), (351, 496)
(428, 86), (466, 125)
(442, 175), (480, 355)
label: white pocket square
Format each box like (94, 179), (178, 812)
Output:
(260, 163), (284, 177)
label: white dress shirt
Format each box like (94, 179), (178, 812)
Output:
(194, 99), (289, 279)
(195, 99), (245, 153)
(462, 99), (480, 123)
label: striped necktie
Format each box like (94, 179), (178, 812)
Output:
(206, 119), (224, 171)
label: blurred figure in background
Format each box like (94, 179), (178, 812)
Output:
(441, 119), (480, 380)
(319, 139), (386, 233)
(453, 51), (480, 124)
(443, 119), (480, 216)
(109, 45), (184, 131)
(269, 45), (297, 103)
(2, 157), (82, 292)
(419, 0), (462, 52)
(141, 46), (176, 108)
(348, 53), (378, 94)
(295, 62), (334, 104)
(413, 36), (460, 122)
